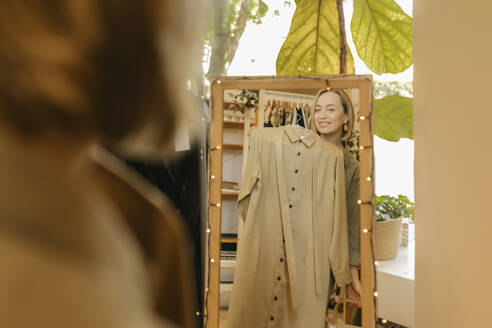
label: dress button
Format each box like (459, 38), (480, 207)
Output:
(297, 152), (301, 156)
(294, 169), (298, 173)
(289, 204), (292, 208)
(292, 187), (295, 191)
(274, 296), (278, 301)
(280, 258), (284, 262)
(277, 276), (281, 281)
(270, 316), (275, 321)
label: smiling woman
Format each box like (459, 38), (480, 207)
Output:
(311, 89), (355, 147)
(311, 88), (362, 324)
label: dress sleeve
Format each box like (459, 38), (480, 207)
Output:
(347, 164), (361, 267)
(328, 151), (352, 286)
(237, 129), (261, 224)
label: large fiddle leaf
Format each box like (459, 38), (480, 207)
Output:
(351, 0), (412, 74)
(276, 0), (354, 75)
(375, 94), (413, 141)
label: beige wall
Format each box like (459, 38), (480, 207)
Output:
(414, 1), (492, 327)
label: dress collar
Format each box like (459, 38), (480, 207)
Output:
(283, 125), (317, 148)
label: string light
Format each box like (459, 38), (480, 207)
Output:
(196, 312), (201, 316)
(217, 80), (221, 84)
(359, 145), (374, 150)
(374, 291), (379, 297)
(382, 319), (387, 324)
(366, 176), (372, 182)
(207, 229), (211, 233)
(360, 116), (367, 120)
(358, 199), (362, 205)
(210, 175), (216, 180)
(210, 258), (215, 263)
(363, 229), (369, 234)
(210, 145), (221, 150)
(374, 261), (379, 266)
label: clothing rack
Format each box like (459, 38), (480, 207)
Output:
(263, 90), (316, 104)
(259, 90), (315, 129)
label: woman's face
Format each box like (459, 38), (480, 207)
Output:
(313, 92), (348, 137)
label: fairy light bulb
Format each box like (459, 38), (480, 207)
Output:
(210, 258), (215, 263)
(366, 176), (372, 182)
(374, 291), (379, 297)
(210, 175), (215, 180)
(360, 116), (367, 120)
(357, 200), (362, 205)
(363, 229), (369, 234)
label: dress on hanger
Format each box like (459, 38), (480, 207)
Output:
(226, 126), (352, 328)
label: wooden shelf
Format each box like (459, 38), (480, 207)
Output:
(223, 143), (243, 151)
(222, 190), (239, 198)
(221, 236), (238, 243)
(223, 120), (245, 129)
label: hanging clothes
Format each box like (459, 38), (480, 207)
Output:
(226, 126), (352, 328)
(293, 107), (306, 128)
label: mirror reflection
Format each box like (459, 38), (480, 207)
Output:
(218, 87), (363, 327)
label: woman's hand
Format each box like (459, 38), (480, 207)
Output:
(346, 266), (362, 307)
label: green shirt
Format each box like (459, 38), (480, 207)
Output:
(344, 148), (361, 267)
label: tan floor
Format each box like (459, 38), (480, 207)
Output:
(218, 308), (364, 328)
(219, 308), (396, 327)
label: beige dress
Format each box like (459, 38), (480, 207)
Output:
(226, 126), (352, 328)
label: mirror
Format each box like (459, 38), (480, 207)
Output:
(206, 76), (375, 328)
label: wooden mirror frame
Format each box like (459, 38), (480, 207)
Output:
(204, 76), (376, 328)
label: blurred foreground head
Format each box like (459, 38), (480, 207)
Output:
(0, 0), (200, 156)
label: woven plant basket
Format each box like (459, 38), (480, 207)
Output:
(374, 217), (403, 260)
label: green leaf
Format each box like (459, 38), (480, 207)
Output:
(351, 0), (412, 74)
(374, 94), (413, 141)
(276, 0), (354, 75)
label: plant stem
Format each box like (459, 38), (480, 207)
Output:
(336, 0), (348, 74)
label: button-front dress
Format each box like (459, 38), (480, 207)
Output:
(226, 126), (352, 328)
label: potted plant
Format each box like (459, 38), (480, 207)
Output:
(374, 195), (415, 260)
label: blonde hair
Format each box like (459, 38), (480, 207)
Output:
(310, 88), (355, 142)
(0, 0), (199, 155)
